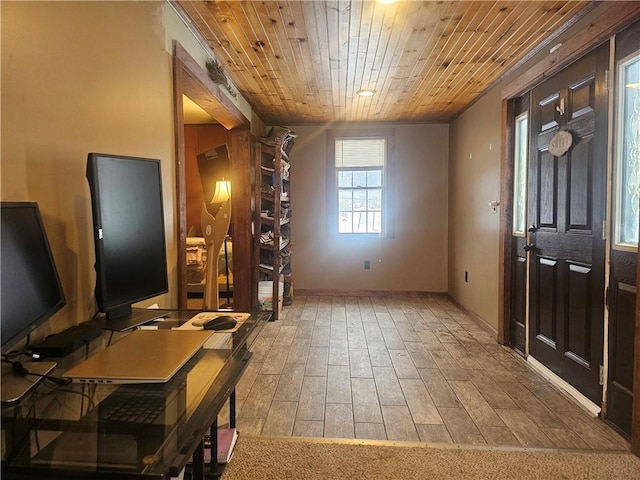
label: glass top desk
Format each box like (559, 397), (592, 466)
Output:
(1, 310), (271, 480)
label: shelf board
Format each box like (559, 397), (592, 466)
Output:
(259, 237), (289, 251)
(260, 215), (290, 226)
(259, 263), (284, 275)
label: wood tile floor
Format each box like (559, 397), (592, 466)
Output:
(231, 295), (629, 451)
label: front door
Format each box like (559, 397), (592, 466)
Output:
(527, 44), (609, 405)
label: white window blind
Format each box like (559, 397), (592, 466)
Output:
(335, 138), (385, 168)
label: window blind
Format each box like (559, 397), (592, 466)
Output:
(335, 138), (385, 168)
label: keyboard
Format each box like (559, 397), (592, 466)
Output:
(95, 353), (200, 424)
(99, 386), (166, 424)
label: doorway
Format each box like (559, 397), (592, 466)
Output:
(172, 42), (253, 311)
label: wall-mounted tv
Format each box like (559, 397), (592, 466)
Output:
(86, 153), (169, 331)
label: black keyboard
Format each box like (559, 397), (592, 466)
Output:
(99, 386), (166, 424)
(95, 353), (201, 425)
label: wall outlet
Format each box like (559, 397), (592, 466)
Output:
(364, 260), (370, 270)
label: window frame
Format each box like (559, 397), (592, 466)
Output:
(326, 127), (395, 238)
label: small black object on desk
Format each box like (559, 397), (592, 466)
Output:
(30, 324), (102, 358)
(202, 316), (237, 330)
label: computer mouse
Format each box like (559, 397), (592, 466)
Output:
(202, 316), (237, 331)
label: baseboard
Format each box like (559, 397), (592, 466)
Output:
(446, 296), (499, 339)
(293, 289), (444, 298)
(527, 356), (601, 417)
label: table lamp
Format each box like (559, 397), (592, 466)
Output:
(201, 179), (231, 310)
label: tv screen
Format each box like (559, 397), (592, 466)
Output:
(86, 153), (168, 331)
(1, 202), (66, 353)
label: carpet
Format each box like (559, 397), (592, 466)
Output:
(221, 436), (640, 480)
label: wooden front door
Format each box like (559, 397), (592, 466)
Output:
(527, 44), (609, 405)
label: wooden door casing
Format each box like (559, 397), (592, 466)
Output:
(509, 93), (530, 357)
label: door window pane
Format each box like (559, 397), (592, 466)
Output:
(513, 113), (529, 235)
(615, 52), (640, 247)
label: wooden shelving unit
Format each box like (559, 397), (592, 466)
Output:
(254, 128), (295, 320)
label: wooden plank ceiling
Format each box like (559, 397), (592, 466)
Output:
(174, 0), (591, 124)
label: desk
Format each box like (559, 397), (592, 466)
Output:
(1, 310), (271, 480)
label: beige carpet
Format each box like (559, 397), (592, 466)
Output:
(221, 436), (640, 480)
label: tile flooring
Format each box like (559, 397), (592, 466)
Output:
(230, 295), (629, 451)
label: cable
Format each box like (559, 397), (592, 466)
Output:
(10, 360), (72, 386)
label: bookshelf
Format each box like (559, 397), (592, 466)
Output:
(254, 127), (295, 320)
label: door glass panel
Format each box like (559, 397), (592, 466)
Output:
(513, 112), (529, 235)
(615, 52), (640, 248)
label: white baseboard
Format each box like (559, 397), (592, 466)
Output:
(527, 356), (601, 417)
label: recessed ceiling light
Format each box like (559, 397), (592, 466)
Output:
(356, 89), (376, 97)
(376, 0), (397, 4)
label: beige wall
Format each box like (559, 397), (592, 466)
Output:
(448, 88), (502, 330)
(289, 123), (449, 293)
(2, 2), (187, 338)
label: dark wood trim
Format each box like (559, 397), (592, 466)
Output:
(498, 98), (515, 346)
(229, 129), (253, 311)
(174, 43), (249, 131)
(502, 2), (640, 100)
(172, 52), (188, 309)
(634, 249), (640, 456)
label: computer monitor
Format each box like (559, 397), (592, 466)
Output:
(1, 202), (66, 353)
(86, 153), (169, 331)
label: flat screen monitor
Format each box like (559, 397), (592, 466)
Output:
(1, 202), (66, 353)
(86, 153), (169, 331)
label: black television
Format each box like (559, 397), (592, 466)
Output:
(1, 202), (66, 401)
(86, 153), (169, 331)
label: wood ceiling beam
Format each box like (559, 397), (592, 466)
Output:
(174, 42), (249, 130)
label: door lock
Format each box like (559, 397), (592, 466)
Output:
(528, 225), (538, 233)
(523, 244), (535, 252)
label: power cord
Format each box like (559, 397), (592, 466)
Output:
(6, 359), (72, 386)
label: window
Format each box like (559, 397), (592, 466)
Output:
(513, 112), (529, 236)
(614, 51), (640, 248)
(327, 129), (394, 236)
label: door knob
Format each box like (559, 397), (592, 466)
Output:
(523, 244), (535, 252)
(528, 225), (538, 233)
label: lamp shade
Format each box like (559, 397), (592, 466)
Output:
(211, 179), (231, 204)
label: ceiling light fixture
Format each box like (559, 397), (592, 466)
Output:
(356, 89), (376, 97)
(549, 43), (562, 54)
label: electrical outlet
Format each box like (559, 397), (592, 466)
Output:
(364, 260), (370, 270)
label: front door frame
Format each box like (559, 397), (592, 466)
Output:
(498, 3), (640, 456)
